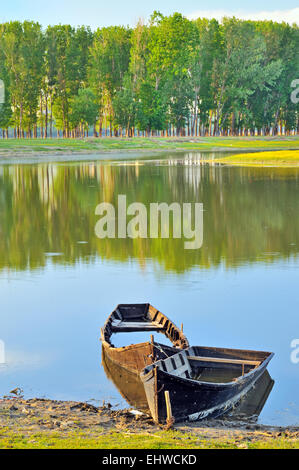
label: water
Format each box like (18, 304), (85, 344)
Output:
(0, 151), (298, 426)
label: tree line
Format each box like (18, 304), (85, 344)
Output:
(0, 12), (298, 138)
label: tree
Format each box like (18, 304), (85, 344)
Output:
(48, 25), (93, 137)
(89, 26), (131, 136)
(211, 18), (282, 135)
(136, 81), (167, 133)
(69, 88), (98, 136)
(0, 21), (44, 137)
(113, 74), (137, 136)
(0, 28), (12, 134)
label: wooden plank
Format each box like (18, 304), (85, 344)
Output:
(111, 321), (164, 332)
(164, 391), (174, 427)
(187, 356), (260, 366)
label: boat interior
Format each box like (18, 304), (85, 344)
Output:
(102, 303), (189, 349)
(142, 346), (272, 384)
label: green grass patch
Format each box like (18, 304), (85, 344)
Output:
(210, 149), (299, 167)
(0, 429), (298, 449)
(0, 136), (298, 155)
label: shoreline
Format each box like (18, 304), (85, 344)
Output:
(1, 397), (298, 449)
(0, 137), (298, 167)
(0, 136), (298, 156)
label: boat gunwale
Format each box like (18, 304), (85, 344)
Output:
(102, 339), (153, 353)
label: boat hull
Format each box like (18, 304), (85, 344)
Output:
(141, 347), (274, 423)
(102, 340), (155, 375)
(102, 340), (182, 376)
(102, 341), (274, 422)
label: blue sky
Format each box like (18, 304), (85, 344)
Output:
(0, 1), (298, 28)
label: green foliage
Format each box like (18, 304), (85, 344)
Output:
(113, 74), (137, 132)
(45, 24), (93, 134)
(70, 88), (98, 130)
(0, 21), (44, 133)
(0, 14), (298, 137)
(0, 43), (12, 128)
(89, 26), (131, 132)
(136, 81), (168, 131)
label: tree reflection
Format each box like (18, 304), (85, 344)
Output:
(0, 160), (298, 273)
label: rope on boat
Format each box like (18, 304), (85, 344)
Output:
(154, 343), (170, 358)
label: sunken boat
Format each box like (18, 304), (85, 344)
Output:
(100, 303), (189, 375)
(101, 304), (274, 424)
(140, 345), (274, 423)
(102, 344), (274, 422)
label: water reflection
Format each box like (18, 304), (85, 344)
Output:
(0, 153), (298, 426)
(0, 158), (298, 273)
(102, 346), (149, 412)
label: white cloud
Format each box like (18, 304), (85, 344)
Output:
(187, 7), (299, 25)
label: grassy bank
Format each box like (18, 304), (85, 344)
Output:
(0, 136), (298, 156)
(1, 428), (298, 449)
(0, 398), (298, 450)
(210, 150), (299, 167)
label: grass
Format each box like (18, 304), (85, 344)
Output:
(210, 150), (299, 167)
(0, 136), (298, 155)
(0, 429), (298, 449)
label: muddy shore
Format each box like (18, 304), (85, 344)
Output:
(1, 397), (298, 448)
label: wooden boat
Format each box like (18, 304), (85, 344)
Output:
(140, 345), (274, 423)
(100, 303), (189, 375)
(102, 344), (274, 422)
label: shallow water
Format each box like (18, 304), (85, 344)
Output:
(0, 151), (298, 426)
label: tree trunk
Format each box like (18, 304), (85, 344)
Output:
(45, 93), (48, 138)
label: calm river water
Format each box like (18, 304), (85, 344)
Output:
(0, 151), (298, 426)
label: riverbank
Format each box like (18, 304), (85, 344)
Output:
(210, 150), (299, 167)
(0, 136), (298, 157)
(0, 398), (298, 449)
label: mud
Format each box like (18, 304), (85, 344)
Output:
(0, 397), (298, 443)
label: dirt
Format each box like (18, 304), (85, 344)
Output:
(0, 397), (298, 443)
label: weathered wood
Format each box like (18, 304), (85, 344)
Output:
(105, 341), (155, 374)
(188, 356), (260, 366)
(141, 347), (274, 424)
(101, 303), (189, 378)
(164, 390), (174, 426)
(111, 321), (164, 332)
